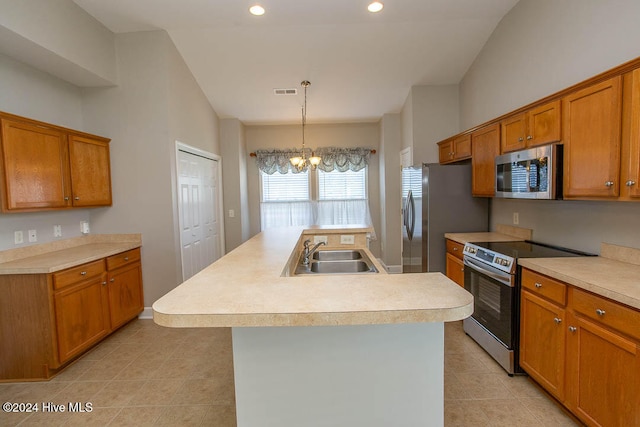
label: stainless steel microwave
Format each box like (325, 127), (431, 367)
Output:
(495, 144), (563, 199)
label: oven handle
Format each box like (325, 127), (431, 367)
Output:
(464, 257), (514, 287)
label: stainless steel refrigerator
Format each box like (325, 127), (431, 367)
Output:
(402, 163), (488, 273)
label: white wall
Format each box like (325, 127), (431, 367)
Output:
(245, 122), (382, 256)
(459, 0), (640, 253)
(0, 53), (90, 251)
(83, 31), (220, 306)
(379, 113), (403, 269)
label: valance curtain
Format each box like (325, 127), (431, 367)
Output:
(254, 147), (372, 174)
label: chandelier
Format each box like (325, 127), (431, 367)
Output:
(289, 80), (321, 171)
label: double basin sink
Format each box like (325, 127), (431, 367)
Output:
(294, 249), (378, 275)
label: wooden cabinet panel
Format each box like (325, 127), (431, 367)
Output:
(0, 118), (70, 211)
(528, 100), (561, 147)
(438, 135), (471, 164)
(53, 259), (106, 290)
(500, 113), (527, 153)
(520, 290), (566, 400)
(563, 77), (622, 198)
(571, 288), (640, 341)
(621, 69), (640, 199)
(107, 262), (144, 330)
(54, 275), (110, 363)
(445, 239), (464, 260)
(521, 268), (567, 306)
(438, 139), (453, 163)
(68, 134), (112, 207)
(106, 248), (141, 271)
(566, 314), (640, 427)
(445, 253), (465, 287)
(471, 123), (500, 197)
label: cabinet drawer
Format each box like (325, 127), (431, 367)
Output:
(106, 248), (141, 270)
(521, 268), (567, 306)
(446, 239), (464, 260)
(53, 259), (106, 290)
(571, 288), (640, 341)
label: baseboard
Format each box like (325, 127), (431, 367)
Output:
(138, 307), (154, 320)
(377, 259), (402, 274)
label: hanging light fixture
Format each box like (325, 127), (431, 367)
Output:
(290, 80), (321, 171)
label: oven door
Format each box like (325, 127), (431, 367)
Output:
(463, 256), (515, 348)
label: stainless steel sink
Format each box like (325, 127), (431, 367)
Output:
(295, 249), (378, 275)
(312, 250), (363, 261)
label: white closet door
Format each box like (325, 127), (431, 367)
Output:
(178, 150), (221, 281)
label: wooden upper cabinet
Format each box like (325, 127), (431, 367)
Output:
(621, 69), (640, 199)
(471, 123), (500, 197)
(438, 134), (471, 164)
(69, 134), (112, 207)
(500, 100), (561, 154)
(0, 112), (111, 212)
(563, 77), (622, 199)
(0, 118), (71, 211)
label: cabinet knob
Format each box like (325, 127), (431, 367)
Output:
(74, 196), (80, 200)
(518, 137), (524, 142)
(526, 135), (533, 140)
(452, 247), (458, 251)
(124, 257), (129, 261)
(110, 278), (115, 283)
(553, 317), (562, 324)
(596, 308), (606, 316)
(64, 196), (69, 201)
(102, 281), (107, 286)
(626, 180), (636, 187)
(604, 181), (614, 187)
(80, 271), (87, 276)
(569, 326), (577, 332)
(534, 282), (542, 288)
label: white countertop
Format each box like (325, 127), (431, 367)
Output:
(153, 227), (473, 328)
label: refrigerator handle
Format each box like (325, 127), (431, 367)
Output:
(408, 192), (416, 241)
(404, 190), (412, 240)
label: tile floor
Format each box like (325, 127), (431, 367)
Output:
(0, 319), (579, 426)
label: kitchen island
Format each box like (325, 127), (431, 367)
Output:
(153, 227), (473, 427)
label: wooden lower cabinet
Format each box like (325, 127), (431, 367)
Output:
(520, 268), (640, 426)
(445, 239), (465, 287)
(0, 248), (143, 381)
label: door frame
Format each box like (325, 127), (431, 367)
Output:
(173, 141), (225, 282)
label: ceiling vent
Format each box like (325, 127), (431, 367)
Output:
(274, 88), (298, 95)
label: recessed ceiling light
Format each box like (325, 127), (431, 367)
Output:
(368, 1), (384, 13)
(249, 4), (265, 16)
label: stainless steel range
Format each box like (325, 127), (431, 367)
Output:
(462, 240), (593, 375)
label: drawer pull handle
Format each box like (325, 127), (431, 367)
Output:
(124, 257), (129, 261)
(569, 326), (577, 332)
(534, 282), (542, 288)
(553, 317), (562, 324)
(605, 181), (614, 187)
(452, 247), (458, 251)
(626, 180), (636, 187)
(64, 196), (69, 201)
(102, 281), (107, 286)
(80, 271), (87, 276)
(596, 308), (606, 316)
(110, 278), (115, 283)
(74, 196), (80, 200)
(526, 135), (533, 140)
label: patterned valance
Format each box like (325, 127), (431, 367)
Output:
(254, 147), (372, 174)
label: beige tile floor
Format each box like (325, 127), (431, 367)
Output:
(0, 319), (579, 426)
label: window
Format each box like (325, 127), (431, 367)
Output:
(318, 169), (366, 200)
(261, 170), (309, 202)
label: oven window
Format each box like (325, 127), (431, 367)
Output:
(465, 268), (513, 347)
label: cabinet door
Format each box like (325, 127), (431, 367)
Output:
(107, 262), (144, 330)
(452, 134), (472, 160)
(563, 77), (622, 198)
(68, 134), (112, 207)
(471, 123), (500, 197)
(438, 140), (453, 164)
(520, 290), (566, 400)
(0, 119), (70, 211)
(623, 69), (640, 198)
(566, 314), (640, 427)
(54, 275), (110, 363)
(500, 113), (526, 153)
(445, 253), (464, 287)
(528, 100), (561, 147)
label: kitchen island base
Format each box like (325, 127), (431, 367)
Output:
(232, 322), (444, 427)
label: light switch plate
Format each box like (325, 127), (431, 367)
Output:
(313, 235), (328, 244)
(14, 231), (23, 245)
(340, 235), (355, 245)
(54, 225), (62, 237)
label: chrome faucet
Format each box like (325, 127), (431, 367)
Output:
(301, 239), (326, 266)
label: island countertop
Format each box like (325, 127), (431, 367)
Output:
(153, 227), (473, 328)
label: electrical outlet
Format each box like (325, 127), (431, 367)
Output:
(54, 225), (62, 237)
(14, 230), (23, 245)
(80, 221), (90, 234)
(313, 235), (328, 244)
(513, 212), (519, 225)
(340, 235), (355, 245)
(229, 209), (235, 218)
(28, 229), (37, 242)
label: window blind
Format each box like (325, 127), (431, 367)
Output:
(318, 169), (366, 200)
(261, 171), (310, 202)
